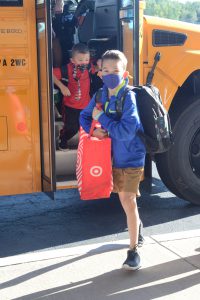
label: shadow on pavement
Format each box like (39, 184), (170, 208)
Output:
(4, 250), (200, 300)
(0, 175), (200, 257)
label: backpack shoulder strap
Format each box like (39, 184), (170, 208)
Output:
(116, 85), (133, 115)
(94, 88), (103, 104)
(94, 85), (134, 114)
(61, 64), (69, 85)
(87, 63), (92, 73)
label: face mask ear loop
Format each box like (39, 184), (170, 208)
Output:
(123, 71), (129, 79)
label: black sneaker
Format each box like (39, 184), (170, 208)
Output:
(122, 246), (141, 270)
(58, 143), (69, 152)
(67, 144), (78, 150)
(138, 221), (145, 247)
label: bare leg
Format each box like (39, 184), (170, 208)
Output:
(118, 191), (140, 249)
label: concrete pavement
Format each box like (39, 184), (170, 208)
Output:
(1, 229), (200, 300)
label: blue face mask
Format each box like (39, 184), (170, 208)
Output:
(102, 74), (123, 89)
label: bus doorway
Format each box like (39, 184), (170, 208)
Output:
(51, 0), (120, 190)
(36, 0), (87, 192)
(52, 0), (120, 189)
(37, 1), (82, 193)
(36, 0), (141, 194)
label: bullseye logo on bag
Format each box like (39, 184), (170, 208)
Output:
(90, 166), (103, 177)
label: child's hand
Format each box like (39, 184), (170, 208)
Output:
(94, 59), (102, 74)
(92, 128), (108, 139)
(96, 59), (102, 70)
(60, 85), (71, 96)
(92, 107), (102, 120)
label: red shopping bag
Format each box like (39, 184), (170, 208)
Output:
(76, 121), (113, 200)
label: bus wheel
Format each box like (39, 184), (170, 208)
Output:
(155, 100), (200, 205)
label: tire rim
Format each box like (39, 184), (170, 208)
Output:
(189, 128), (200, 178)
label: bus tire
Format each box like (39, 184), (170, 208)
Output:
(155, 100), (200, 205)
(155, 152), (185, 200)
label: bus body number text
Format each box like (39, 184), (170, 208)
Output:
(0, 58), (27, 67)
(11, 59), (26, 67)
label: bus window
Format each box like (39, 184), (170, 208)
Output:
(0, 0), (23, 7)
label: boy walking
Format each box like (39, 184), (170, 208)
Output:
(53, 43), (95, 150)
(79, 50), (146, 270)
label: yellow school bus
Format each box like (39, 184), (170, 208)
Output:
(0, 0), (200, 205)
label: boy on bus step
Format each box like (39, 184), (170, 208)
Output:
(53, 43), (96, 150)
(79, 50), (146, 270)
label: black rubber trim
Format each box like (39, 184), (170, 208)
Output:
(0, 0), (23, 6)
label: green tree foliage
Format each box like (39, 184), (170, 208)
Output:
(144, 0), (200, 23)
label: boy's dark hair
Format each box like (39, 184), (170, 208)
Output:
(71, 43), (90, 57)
(102, 50), (127, 70)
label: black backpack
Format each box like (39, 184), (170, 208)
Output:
(95, 85), (173, 154)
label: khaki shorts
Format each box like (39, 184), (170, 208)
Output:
(112, 167), (144, 194)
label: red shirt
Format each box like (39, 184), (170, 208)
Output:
(53, 62), (95, 109)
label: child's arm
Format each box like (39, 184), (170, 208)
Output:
(93, 92), (140, 141)
(80, 96), (107, 139)
(53, 74), (71, 96)
(79, 97), (95, 133)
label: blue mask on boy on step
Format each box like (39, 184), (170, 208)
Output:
(102, 74), (123, 89)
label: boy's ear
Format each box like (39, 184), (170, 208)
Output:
(123, 71), (129, 79)
(70, 58), (74, 63)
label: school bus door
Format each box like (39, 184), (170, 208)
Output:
(36, 0), (56, 194)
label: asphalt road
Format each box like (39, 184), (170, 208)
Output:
(0, 164), (200, 258)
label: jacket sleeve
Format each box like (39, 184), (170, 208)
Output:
(53, 67), (61, 80)
(98, 91), (140, 141)
(79, 96), (96, 133)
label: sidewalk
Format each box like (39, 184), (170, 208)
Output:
(1, 229), (200, 300)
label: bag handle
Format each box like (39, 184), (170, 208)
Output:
(89, 103), (102, 137)
(89, 120), (98, 136)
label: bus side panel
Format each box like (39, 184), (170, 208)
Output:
(0, 1), (41, 196)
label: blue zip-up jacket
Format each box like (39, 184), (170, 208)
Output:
(79, 82), (146, 168)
